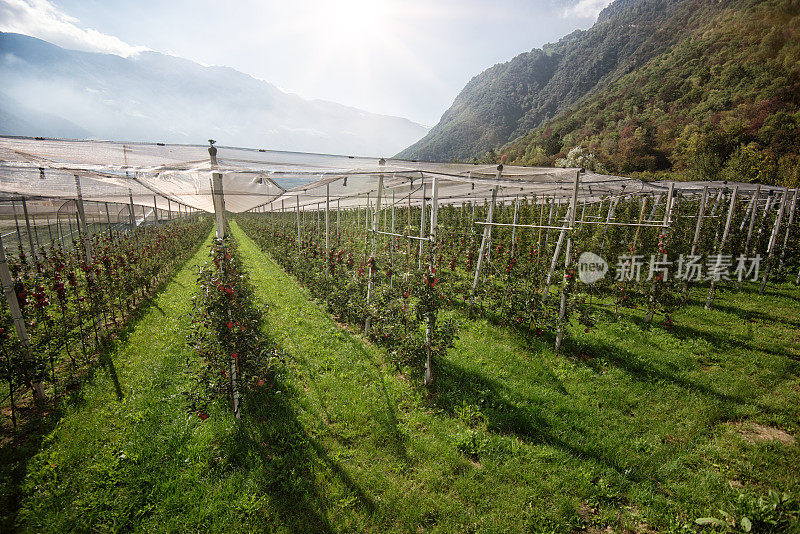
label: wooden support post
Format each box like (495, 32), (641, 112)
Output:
(74, 175), (92, 262)
(104, 202), (112, 233)
(705, 185), (738, 309)
(20, 197), (37, 260)
(128, 189), (136, 232)
(778, 188), (797, 270)
(365, 173), (384, 335)
(325, 183), (330, 252)
(418, 182), (427, 270)
(424, 175), (440, 388)
(11, 200), (23, 248)
(742, 185), (761, 260)
(473, 170), (502, 293)
(209, 143), (226, 239)
(752, 192), (773, 255)
(760, 188), (789, 295)
(296, 195), (301, 245)
(0, 231), (45, 402)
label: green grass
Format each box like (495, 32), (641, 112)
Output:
(7, 221), (800, 532)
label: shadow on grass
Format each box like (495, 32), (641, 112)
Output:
(559, 334), (797, 419)
(0, 237), (211, 531)
(0, 402), (62, 532)
(430, 355), (643, 481)
(218, 380), (375, 533)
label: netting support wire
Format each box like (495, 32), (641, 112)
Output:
(20, 197), (37, 260)
(759, 187), (789, 295)
(779, 188), (798, 270)
(475, 221), (574, 231)
(706, 185), (738, 309)
(209, 142), (226, 239)
(0, 227), (46, 403)
(555, 170), (581, 352)
(472, 167), (502, 293)
(368, 229), (431, 242)
(74, 174), (93, 263)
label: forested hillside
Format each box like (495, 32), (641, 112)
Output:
(399, 0), (800, 185)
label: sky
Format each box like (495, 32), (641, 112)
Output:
(0, 0), (613, 126)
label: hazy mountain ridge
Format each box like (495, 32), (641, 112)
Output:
(398, 0), (800, 186)
(0, 32), (428, 157)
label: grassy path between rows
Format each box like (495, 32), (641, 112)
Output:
(230, 219), (800, 533)
(9, 230), (228, 532)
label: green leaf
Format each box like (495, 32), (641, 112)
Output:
(740, 517), (752, 532)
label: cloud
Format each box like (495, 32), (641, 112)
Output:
(0, 0), (148, 57)
(561, 0), (613, 20)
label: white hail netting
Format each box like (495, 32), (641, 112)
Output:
(0, 137), (785, 216)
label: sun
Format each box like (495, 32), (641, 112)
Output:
(307, 0), (393, 48)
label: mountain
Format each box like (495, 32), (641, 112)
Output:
(0, 32), (428, 157)
(398, 0), (800, 185)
